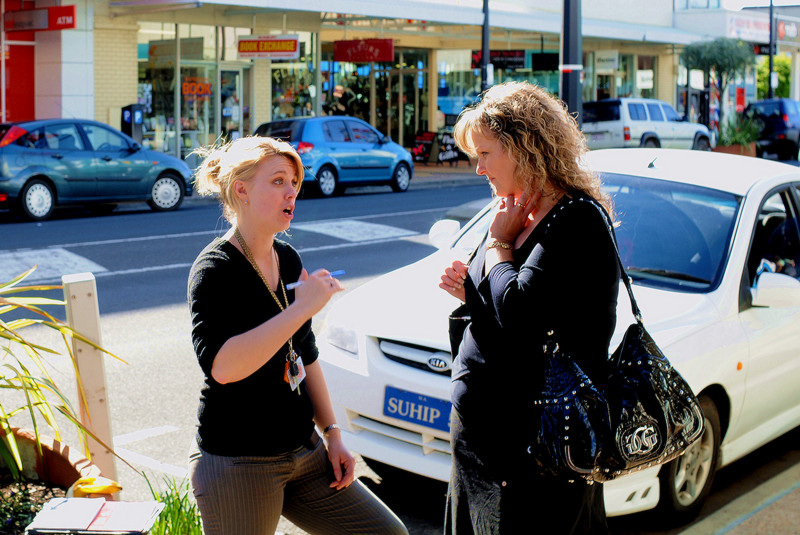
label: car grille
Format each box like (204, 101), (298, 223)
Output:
(348, 413), (452, 457)
(377, 339), (452, 376)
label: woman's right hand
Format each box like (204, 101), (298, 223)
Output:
(293, 268), (344, 317)
(439, 260), (468, 302)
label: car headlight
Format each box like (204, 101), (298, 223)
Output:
(324, 325), (358, 355)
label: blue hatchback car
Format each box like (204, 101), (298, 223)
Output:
(0, 119), (193, 221)
(254, 116), (413, 197)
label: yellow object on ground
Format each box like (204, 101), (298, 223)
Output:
(68, 476), (123, 497)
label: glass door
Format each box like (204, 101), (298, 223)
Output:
(180, 63), (214, 166)
(374, 67), (428, 148)
(220, 68), (243, 141)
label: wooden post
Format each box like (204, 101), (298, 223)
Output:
(62, 273), (117, 481)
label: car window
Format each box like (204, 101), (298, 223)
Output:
(82, 124), (130, 151)
(42, 124), (85, 151)
(323, 120), (351, 142)
(583, 102), (620, 122)
(346, 120), (379, 144)
(15, 128), (46, 149)
(628, 103), (647, 121)
(747, 190), (800, 282)
(662, 104), (681, 122)
(255, 120), (301, 141)
(646, 103), (665, 122)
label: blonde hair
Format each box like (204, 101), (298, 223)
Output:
(193, 136), (304, 223)
(453, 82), (611, 215)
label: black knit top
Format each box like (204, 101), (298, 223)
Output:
(188, 237), (318, 456)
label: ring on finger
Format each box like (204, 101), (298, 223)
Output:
(515, 201), (524, 208)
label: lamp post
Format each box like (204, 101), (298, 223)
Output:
(768, 0), (774, 99)
(560, 0), (582, 126)
(481, 0), (490, 92)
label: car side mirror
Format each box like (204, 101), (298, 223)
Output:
(751, 272), (800, 307)
(129, 142), (141, 153)
(429, 219), (461, 250)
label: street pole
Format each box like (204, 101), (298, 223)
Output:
(560, 0), (583, 127)
(481, 0), (490, 92)
(768, 0), (774, 99)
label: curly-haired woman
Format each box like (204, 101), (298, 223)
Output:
(439, 82), (620, 534)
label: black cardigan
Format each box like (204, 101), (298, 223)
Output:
(187, 237), (318, 456)
(451, 195), (621, 458)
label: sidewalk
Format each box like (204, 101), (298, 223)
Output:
(680, 461), (800, 535)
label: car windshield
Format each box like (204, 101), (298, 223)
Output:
(452, 174), (740, 292)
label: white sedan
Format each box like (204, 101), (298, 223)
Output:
(318, 148), (800, 522)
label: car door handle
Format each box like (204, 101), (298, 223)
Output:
(101, 155), (113, 161)
(51, 153), (64, 159)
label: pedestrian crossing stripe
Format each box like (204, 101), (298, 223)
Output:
(0, 248), (107, 283)
(292, 220), (416, 242)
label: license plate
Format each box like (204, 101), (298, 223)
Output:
(590, 133), (607, 141)
(383, 386), (452, 432)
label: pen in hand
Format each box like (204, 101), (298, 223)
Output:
(286, 270), (345, 290)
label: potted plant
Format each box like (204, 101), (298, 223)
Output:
(0, 267), (124, 488)
(713, 112), (762, 157)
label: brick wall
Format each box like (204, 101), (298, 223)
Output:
(94, 19), (138, 129)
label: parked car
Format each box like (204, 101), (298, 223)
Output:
(0, 119), (193, 221)
(254, 116), (413, 197)
(743, 97), (800, 160)
(318, 148), (800, 522)
(583, 98), (712, 151)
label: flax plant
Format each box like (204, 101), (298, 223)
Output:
(0, 266), (125, 481)
(145, 475), (203, 535)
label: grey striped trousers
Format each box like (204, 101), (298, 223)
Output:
(188, 433), (408, 535)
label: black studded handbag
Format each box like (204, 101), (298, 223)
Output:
(525, 200), (705, 483)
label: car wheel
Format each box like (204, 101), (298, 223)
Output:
(692, 137), (711, 151)
(147, 173), (184, 211)
(643, 138), (659, 148)
(658, 395), (720, 524)
(390, 162), (411, 193)
(316, 166), (338, 197)
(20, 179), (55, 221)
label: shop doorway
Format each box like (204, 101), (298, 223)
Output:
(220, 68), (244, 140)
(374, 67), (428, 148)
(597, 74), (614, 100)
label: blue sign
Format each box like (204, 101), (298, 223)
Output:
(383, 386), (451, 432)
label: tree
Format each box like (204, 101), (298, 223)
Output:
(757, 55), (791, 99)
(680, 37), (756, 129)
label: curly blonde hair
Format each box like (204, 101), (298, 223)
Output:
(453, 81), (611, 215)
(193, 136), (304, 223)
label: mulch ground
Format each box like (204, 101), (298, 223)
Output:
(0, 472), (66, 535)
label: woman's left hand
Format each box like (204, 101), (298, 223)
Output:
(489, 193), (537, 244)
(325, 434), (355, 490)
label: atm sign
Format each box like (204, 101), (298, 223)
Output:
(4, 5), (76, 32)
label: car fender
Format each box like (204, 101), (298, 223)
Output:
(8, 169), (60, 202)
(307, 156), (342, 182)
(639, 132), (660, 147)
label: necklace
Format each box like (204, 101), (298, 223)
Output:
(234, 227), (302, 391)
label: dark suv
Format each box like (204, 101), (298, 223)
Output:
(744, 98), (800, 160)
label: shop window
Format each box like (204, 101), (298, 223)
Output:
(637, 56), (656, 99)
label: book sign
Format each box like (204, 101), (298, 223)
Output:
(238, 35), (300, 60)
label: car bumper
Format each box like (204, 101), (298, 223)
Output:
(318, 337), (662, 517)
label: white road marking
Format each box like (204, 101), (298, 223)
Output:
(0, 248), (107, 282)
(115, 446), (188, 478)
(114, 425), (179, 446)
(292, 220), (416, 241)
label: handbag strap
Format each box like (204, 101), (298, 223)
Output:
(572, 197), (644, 324)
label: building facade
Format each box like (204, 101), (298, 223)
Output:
(2, 0), (796, 157)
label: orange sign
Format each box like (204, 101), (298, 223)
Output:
(237, 35), (300, 60)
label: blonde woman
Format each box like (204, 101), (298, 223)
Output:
(439, 82), (620, 534)
(187, 136), (407, 535)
